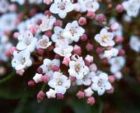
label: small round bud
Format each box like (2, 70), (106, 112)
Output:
(78, 17), (87, 26)
(116, 4), (124, 13)
(28, 80), (36, 87)
(87, 97), (95, 105)
(56, 93), (64, 100)
(76, 91), (85, 99)
(86, 43), (93, 52)
(86, 11), (96, 19)
(37, 91), (45, 102)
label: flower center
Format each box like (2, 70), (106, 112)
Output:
(75, 63), (81, 73)
(101, 35), (109, 42)
(39, 39), (48, 47)
(56, 79), (63, 86)
(58, 2), (66, 10)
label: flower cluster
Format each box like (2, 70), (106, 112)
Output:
(0, 0), (139, 105)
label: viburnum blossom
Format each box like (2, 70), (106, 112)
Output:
(91, 72), (112, 95)
(48, 72), (71, 94)
(68, 55), (89, 79)
(62, 21), (85, 42)
(39, 15), (56, 32)
(122, 0), (140, 17)
(16, 31), (37, 52)
(76, 0), (100, 12)
(12, 50), (32, 70)
(39, 58), (60, 76)
(2, 0), (139, 106)
(94, 28), (115, 47)
(37, 35), (52, 49)
(50, 0), (74, 18)
(129, 36), (140, 52)
(109, 56), (125, 74)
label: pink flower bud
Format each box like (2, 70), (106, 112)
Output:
(56, 93), (64, 100)
(95, 14), (106, 24)
(108, 75), (115, 83)
(76, 91), (85, 99)
(45, 30), (52, 37)
(41, 75), (50, 83)
(96, 47), (104, 54)
(86, 11), (96, 19)
(51, 65), (60, 71)
(80, 34), (88, 41)
(87, 97), (95, 105)
(115, 36), (124, 44)
(28, 80), (36, 87)
(86, 43), (93, 52)
(43, 0), (53, 5)
(78, 17), (87, 26)
(116, 4), (124, 13)
(62, 57), (70, 66)
(85, 55), (94, 64)
(37, 91), (45, 102)
(54, 20), (63, 27)
(73, 45), (82, 55)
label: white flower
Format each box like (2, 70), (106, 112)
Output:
(51, 26), (71, 43)
(33, 73), (42, 83)
(109, 18), (123, 36)
(54, 40), (73, 57)
(12, 50), (32, 70)
(39, 15), (56, 32)
(37, 35), (52, 49)
(77, 0), (100, 12)
(68, 55), (89, 79)
(0, 0), (9, 13)
(95, 28), (115, 47)
(103, 48), (119, 59)
(122, 0), (140, 17)
(0, 13), (17, 32)
(84, 87), (94, 97)
(109, 56), (125, 73)
(76, 71), (95, 86)
(48, 72), (71, 94)
(91, 72), (112, 95)
(40, 58), (60, 76)
(62, 21), (85, 42)
(129, 35), (140, 52)
(46, 89), (56, 98)
(16, 31), (37, 52)
(50, 0), (74, 18)
(11, 0), (25, 5)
